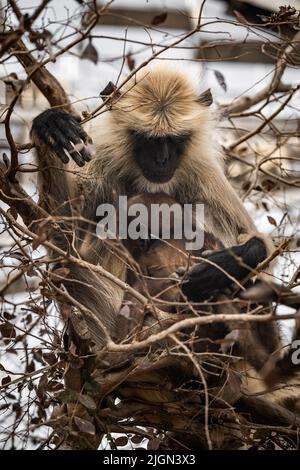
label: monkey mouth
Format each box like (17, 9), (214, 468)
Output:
(142, 169), (176, 183)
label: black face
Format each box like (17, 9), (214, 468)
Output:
(130, 130), (190, 183)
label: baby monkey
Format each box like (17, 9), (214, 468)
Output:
(123, 193), (224, 313)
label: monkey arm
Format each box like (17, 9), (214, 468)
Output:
(31, 109), (126, 347)
(181, 237), (268, 301)
(181, 165), (273, 301)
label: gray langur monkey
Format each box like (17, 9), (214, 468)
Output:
(30, 65), (273, 348)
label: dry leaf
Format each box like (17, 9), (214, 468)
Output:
(43, 352), (57, 365)
(74, 416), (96, 435)
(1, 376), (11, 386)
(151, 11), (168, 26)
(214, 70), (227, 92)
(233, 10), (249, 25)
(80, 39), (98, 65)
(78, 394), (97, 411)
(126, 52), (135, 71)
(267, 216), (277, 226)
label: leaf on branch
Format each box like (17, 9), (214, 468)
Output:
(233, 10), (249, 25)
(3, 312), (16, 321)
(1, 376), (11, 386)
(114, 436), (129, 447)
(2, 153), (10, 169)
(131, 434), (144, 444)
(56, 388), (78, 404)
(262, 201), (269, 212)
(0, 323), (16, 339)
(267, 215), (277, 227)
(37, 373), (48, 400)
(78, 394), (97, 410)
(242, 181), (251, 192)
(74, 416), (96, 435)
(151, 11), (168, 26)
(43, 352), (57, 366)
(26, 361), (35, 373)
(80, 39), (99, 65)
(126, 52), (135, 71)
(214, 70), (227, 92)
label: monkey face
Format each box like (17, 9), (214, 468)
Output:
(128, 238), (188, 311)
(130, 130), (190, 183)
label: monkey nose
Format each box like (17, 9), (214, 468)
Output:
(155, 153), (168, 167)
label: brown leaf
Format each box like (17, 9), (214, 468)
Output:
(3, 312), (15, 320)
(242, 181), (251, 191)
(78, 394), (97, 411)
(233, 10), (249, 25)
(37, 373), (48, 400)
(0, 322), (16, 339)
(43, 352), (57, 365)
(1, 376), (11, 386)
(267, 216), (277, 227)
(56, 388), (78, 404)
(131, 434), (144, 444)
(114, 436), (128, 447)
(214, 70), (227, 92)
(151, 11), (168, 25)
(12, 402), (21, 419)
(126, 52), (135, 71)
(74, 416), (95, 435)
(26, 360), (35, 373)
(80, 40), (98, 65)
(262, 201), (269, 212)
(0, 403), (10, 411)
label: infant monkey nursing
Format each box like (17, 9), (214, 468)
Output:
(123, 193), (224, 312)
(121, 193), (241, 358)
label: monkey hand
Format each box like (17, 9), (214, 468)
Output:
(31, 109), (93, 167)
(181, 237), (267, 301)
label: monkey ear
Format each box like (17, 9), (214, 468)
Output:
(100, 81), (121, 102)
(197, 88), (213, 107)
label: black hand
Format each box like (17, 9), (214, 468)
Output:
(181, 237), (267, 301)
(31, 109), (92, 167)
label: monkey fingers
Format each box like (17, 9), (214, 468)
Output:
(181, 237), (267, 301)
(31, 109), (92, 165)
